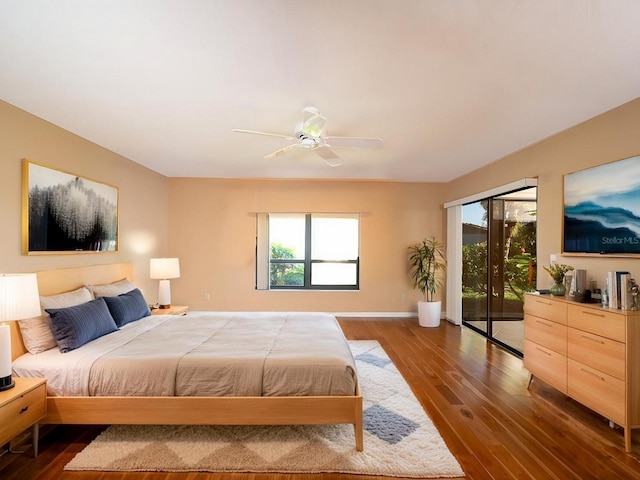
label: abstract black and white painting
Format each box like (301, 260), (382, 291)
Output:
(23, 161), (118, 254)
(563, 155), (640, 255)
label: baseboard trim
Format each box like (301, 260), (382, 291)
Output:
(333, 312), (417, 318)
(333, 311), (456, 323)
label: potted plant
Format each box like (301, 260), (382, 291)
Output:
(408, 237), (446, 327)
(543, 263), (574, 296)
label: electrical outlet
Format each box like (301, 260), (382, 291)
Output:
(204, 292), (210, 301)
(401, 293), (406, 302)
(550, 254), (557, 264)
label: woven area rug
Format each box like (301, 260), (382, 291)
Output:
(65, 340), (464, 478)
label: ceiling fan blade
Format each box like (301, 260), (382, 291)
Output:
(314, 146), (343, 167)
(264, 144), (301, 159)
(302, 114), (326, 138)
(323, 136), (383, 149)
(232, 129), (295, 140)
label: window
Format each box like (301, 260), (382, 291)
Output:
(256, 213), (359, 290)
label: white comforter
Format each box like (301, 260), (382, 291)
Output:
(13, 311), (358, 398)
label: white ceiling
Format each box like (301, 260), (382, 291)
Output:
(1, 1), (639, 182)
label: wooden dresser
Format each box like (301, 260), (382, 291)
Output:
(524, 293), (640, 452)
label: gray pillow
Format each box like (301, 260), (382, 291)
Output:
(102, 288), (151, 327)
(87, 278), (137, 298)
(46, 297), (118, 353)
(18, 286), (94, 354)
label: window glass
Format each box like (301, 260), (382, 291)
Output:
(263, 213), (359, 290)
(269, 214), (305, 260)
(311, 215), (359, 260)
(311, 263), (358, 285)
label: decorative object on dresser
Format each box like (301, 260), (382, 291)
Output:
(22, 160), (118, 254)
(149, 258), (180, 309)
(543, 263), (573, 296)
(607, 271), (637, 310)
(408, 236), (446, 327)
(524, 293), (640, 452)
(0, 273), (41, 391)
(0, 378), (46, 457)
(568, 268), (587, 299)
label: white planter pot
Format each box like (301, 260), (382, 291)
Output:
(418, 301), (441, 327)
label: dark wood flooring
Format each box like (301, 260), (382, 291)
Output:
(2, 317), (639, 479)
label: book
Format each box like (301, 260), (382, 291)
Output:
(607, 271), (617, 309)
(620, 273), (630, 310)
(616, 271), (630, 309)
(607, 271), (631, 309)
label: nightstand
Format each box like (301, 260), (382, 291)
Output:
(151, 305), (189, 316)
(0, 378), (46, 457)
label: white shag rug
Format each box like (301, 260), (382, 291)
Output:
(65, 340), (464, 478)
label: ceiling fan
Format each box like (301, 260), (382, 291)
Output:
(232, 107), (383, 167)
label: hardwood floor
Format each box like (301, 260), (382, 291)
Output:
(2, 317), (639, 480)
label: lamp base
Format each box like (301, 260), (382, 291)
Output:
(0, 374), (15, 391)
(157, 279), (172, 310)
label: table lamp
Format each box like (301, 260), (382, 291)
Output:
(150, 258), (180, 309)
(0, 273), (41, 391)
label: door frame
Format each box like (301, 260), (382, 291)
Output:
(444, 178), (537, 335)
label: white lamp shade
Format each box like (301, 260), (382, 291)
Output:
(150, 258), (180, 280)
(0, 273), (41, 322)
(0, 273), (41, 390)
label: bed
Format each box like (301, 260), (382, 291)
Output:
(9, 262), (363, 451)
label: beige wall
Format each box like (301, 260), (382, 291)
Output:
(446, 97), (640, 290)
(168, 178), (446, 312)
(3, 95), (639, 312)
(0, 100), (169, 299)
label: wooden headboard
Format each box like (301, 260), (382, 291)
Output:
(10, 262), (134, 360)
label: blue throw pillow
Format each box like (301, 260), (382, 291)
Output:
(46, 297), (118, 353)
(102, 288), (151, 327)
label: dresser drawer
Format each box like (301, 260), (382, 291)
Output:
(0, 383), (46, 446)
(568, 327), (625, 380)
(568, 359), (625, 424)
(524, 296), (567, 325)
(567, 304), (625, 342)
(524, 340), (567, 393)
(525, 314), (567, 355)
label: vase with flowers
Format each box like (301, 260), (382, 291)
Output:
(543, 263), (574, 296)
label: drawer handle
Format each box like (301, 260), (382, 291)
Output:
(581, 335), (605, 344)
(535, 300), (552, 306)
(581, 368), (605, 381)
(535, 319), (552, 327)
(582, 311), (605, 318)
(19, 406), (29, 414)
(535, 347), (551, 356)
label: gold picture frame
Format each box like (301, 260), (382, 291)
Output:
(22, 160), (119, 255)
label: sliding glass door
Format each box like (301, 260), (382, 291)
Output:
(461, 188), (537, 356)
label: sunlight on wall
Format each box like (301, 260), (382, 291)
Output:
(127, 230), (157, 255)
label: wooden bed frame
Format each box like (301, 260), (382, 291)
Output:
(10, 262), (364, 451)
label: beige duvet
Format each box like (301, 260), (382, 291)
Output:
(13, 312), (358, 398)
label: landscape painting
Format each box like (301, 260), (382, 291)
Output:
(563, 155), (640, 255)
(23, 160), (118, 254)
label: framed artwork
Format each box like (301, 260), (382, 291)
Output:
(563, 155), (640, 255)
(22, 160), (118, 255)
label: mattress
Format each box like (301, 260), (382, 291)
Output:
(12, 311), (358, 398)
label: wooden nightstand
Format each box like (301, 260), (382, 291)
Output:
(151, 305), (189, 316)
(0, 378), (46, 457)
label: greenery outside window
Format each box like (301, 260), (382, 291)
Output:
(256, 213), (359, 290)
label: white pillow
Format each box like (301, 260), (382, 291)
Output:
(87, 278), (137, 298)
(18, 286), (94, 355)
